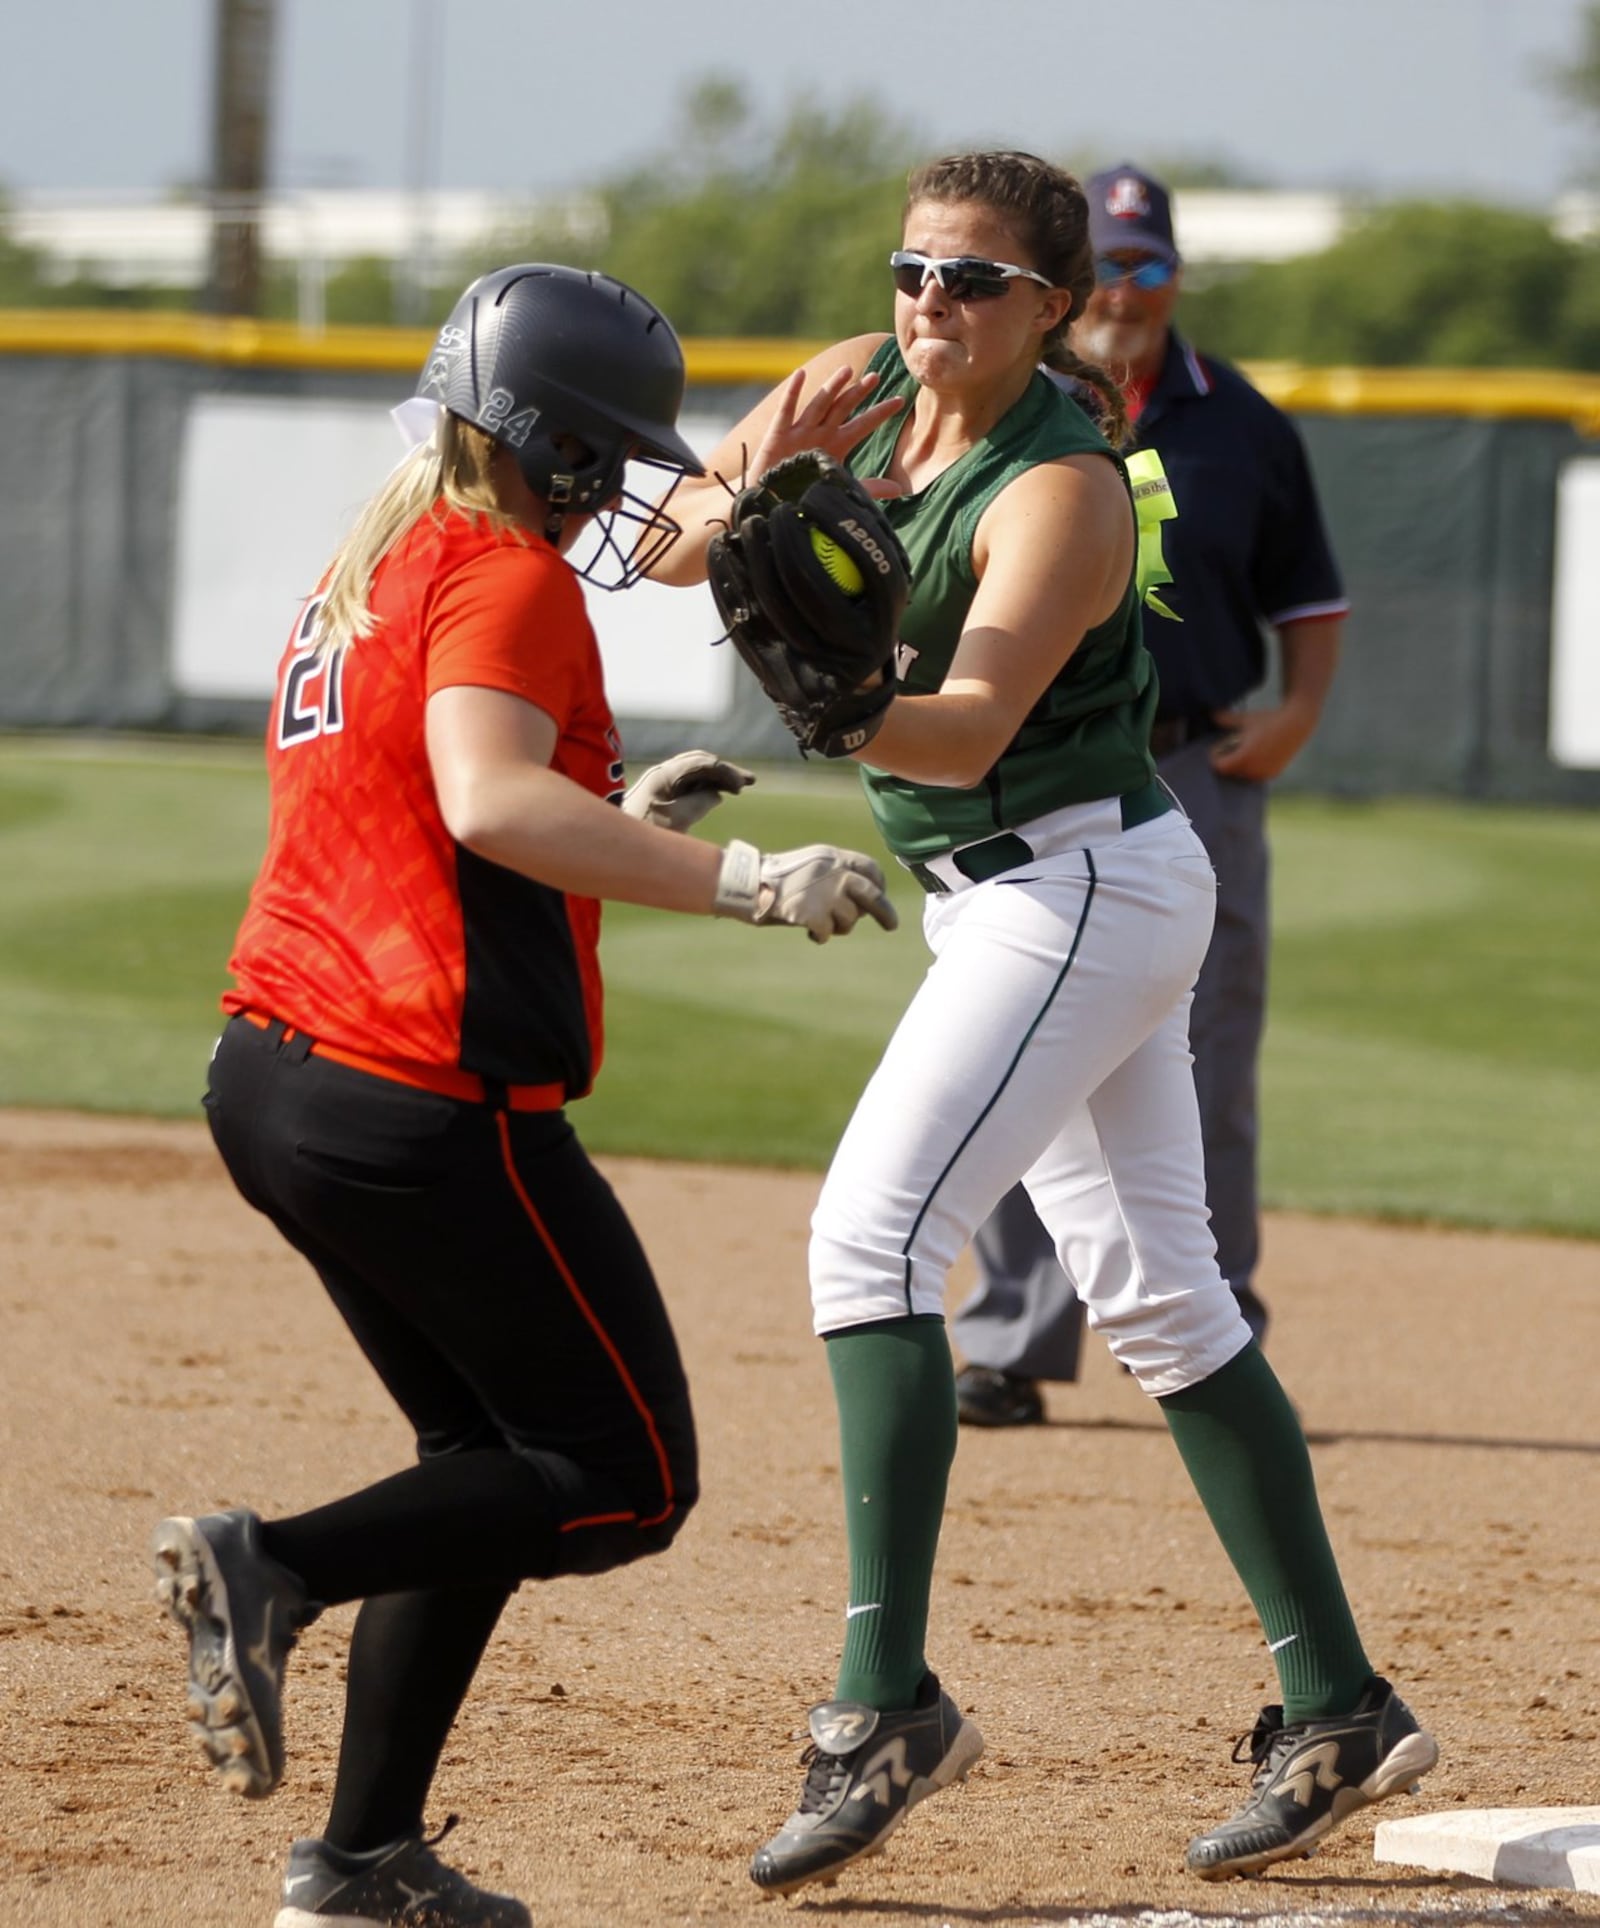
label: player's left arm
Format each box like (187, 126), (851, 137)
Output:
(1211, 614), (1342, 781)
(859, 453), (1134, 789)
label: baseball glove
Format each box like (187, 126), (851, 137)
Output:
(706, 450), (911, 759)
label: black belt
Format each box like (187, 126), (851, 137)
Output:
(906, 777), (1171, 895)
(1148, 715), (1220, 760)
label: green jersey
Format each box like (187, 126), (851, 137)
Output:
(849, 338), (1157, 862)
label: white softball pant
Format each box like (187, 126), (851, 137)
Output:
(809, 793), (1253, 1396)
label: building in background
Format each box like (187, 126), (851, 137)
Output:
(3, 187), (1329, 328)
(1, 190), (603, 329)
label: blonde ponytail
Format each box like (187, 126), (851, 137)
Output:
(314, 414), (527, 653)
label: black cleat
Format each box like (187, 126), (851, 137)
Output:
(151, 1507), (315, 1798)
(954, 1366), (1044, 1428)
(1186, 1674), (1439, 1879)
(749, 1673), (984, 1895)
(274, 1817), (530, 1926)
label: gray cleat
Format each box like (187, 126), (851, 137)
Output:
(274, 1818), (530, 1926)
(151, 1507), (315, 1798)
(750, 1672), (984, 1895)
(1186, 1674), (1439, 1879)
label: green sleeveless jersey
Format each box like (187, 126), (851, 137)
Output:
(850, 338), (1157, 862)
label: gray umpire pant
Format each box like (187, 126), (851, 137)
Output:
(950, 740), (1269, 1380)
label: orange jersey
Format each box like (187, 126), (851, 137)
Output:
(225, 506), (623, 1100)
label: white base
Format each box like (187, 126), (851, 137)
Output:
(1374, 1807), (1600, 1892)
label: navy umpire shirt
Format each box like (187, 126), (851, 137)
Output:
(1064, 331), (1347, 725)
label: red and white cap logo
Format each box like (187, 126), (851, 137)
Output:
(1105, 175), (1151, 222)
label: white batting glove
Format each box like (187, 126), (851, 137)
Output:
(713, 840), (899, 944)
(620, 750), (756, 832)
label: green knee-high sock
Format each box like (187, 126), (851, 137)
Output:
(1158, 1342), (1371, 1722)
(825, 1316), (957, 1711)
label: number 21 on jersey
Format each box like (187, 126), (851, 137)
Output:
(276, 595), (347, 748)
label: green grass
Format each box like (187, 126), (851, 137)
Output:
(1263, 796), (1600, 1235)
(0, 739), (270, 1115)
(1, 738), (1596, 1236)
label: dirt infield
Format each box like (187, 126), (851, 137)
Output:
(3, 1107), (1599, 1928)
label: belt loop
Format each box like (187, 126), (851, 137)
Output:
(480, 1075), (509, 1111)
(283, 1030), (312, 1065)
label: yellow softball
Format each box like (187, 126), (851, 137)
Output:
(809, 526), (865, 596)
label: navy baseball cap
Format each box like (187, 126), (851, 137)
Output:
(1086, 164), (1180, 264)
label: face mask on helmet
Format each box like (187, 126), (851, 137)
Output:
(511, 424), (690, 592)
(418, 263), (704, 591)
(553, 458), (695, 591)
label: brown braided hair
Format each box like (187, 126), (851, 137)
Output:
(904, 150), (1131, 450)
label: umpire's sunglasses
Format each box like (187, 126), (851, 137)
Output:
(890, 249), (1054, 302)
(1094, 254), (1178, 290)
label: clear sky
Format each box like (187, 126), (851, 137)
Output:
(4, 0), (1595, 208)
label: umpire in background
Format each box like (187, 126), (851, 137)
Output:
(953, 161), (1347, 1427)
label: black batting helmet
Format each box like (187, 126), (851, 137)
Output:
(417, 264), (703, 512)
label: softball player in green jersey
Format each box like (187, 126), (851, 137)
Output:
(655, 149), (1436, 1895)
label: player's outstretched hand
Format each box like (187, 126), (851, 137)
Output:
(745, 366), (906, 495)
(713, 840), (898, 945)
(620, 750), (756, 832)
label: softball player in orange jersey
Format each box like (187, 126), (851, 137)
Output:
(149, 263), (895, 1928)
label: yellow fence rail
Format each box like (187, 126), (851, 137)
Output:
(7, 310), (1600, 432)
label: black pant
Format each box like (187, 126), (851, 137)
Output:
(203, 1012), (700, 1848)
(205, 1012), (699, 1593)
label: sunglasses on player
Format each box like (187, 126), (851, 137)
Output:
(890, 250), (1055, 302)
(1094, 255), (1178, 290)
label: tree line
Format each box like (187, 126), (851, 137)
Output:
(6, 67), (1600, 372)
